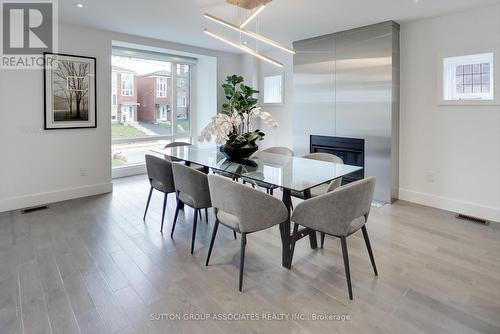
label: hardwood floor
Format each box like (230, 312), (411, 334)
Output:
(1, 175), (499, 334)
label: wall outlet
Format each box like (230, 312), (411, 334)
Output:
(425, 170), (435, 183)
(79, 168), (87, 177)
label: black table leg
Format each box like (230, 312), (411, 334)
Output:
(280, 189), (292, 268)
(175, 191), (185, 210)
(303, 189), (318, 249)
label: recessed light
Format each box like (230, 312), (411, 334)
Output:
(75, 3), (84, 8)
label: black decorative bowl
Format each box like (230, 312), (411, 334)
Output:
(220, 144), (258, 161)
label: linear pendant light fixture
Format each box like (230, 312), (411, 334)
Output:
(239, 4), (266, 28)
(204, 29), (283, 67)
(204, 13), (295, 55)
(203, 0), (293, 67)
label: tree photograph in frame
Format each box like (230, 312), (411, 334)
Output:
(44, 53), (97, 129)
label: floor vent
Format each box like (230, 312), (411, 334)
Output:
(21, 205), (49, 214)
(455, 213), (489, 225)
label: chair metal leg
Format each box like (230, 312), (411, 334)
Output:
(320, 232), (326, 248)
(143, 186), (153, 221)
(205, 208), (209, 223)
(191, 209), (199, 254)
(239, 233), (247, 292)
(233, 231), (237, 240)
(362, 226), (378, 276)
(198, 209), (202, 220)
(340, 237), (353, 300)
(289, 223), (300, 267)
(266, 188), (270, 194)
(269, 188), (274, 196)
(205, 219), (219, 266)
(160, 193), (168, 233)
(170, 199), (181, 238)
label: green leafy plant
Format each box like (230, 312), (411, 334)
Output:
(199, 75), (278, 148)
(221, 75), (259, 116)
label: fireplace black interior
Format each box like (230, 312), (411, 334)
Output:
(310, 135), (365, 184)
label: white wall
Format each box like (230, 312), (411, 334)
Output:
(257, 51), (294, 150)
(0, 23), (242, 212)
(240, 52), (294, 150)
(250, 5), (500, 222)
(399, 4), (500, 222)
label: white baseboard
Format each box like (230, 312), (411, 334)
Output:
(399, 188), (500, 223)
(0, 182), (113, 213)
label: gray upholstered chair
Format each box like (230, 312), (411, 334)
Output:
(262, 146), (294, 156)
(164, 141), (205, 171)
(165, 141), (191, 148)
(206, 174), (289, 292)
(291, 152), (344, 247)
(290, 177), (377, 300)
(171, 163), (213, 254)
(292, 152), (344, 198)
(144, 155), (176, 233)
(242, 146), (294, 195)
(164, 141), (191, 162)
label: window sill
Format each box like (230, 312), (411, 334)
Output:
(112, 163), (146, 179)
(438, 100), (499, 107)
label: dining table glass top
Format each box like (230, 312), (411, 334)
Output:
(152, 145), (363, 193)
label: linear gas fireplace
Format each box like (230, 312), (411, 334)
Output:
(310, 135), (364, 184)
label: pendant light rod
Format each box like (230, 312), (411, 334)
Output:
(204, 29), (283, 68)
(239, 4), (266, 28)
(204, 13), (295, 54)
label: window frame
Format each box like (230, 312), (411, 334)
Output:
(111, 46), (198, 176)
(263, 74), (284, 105)
(121, 73), (134, 96)
(156, 105), (168, 121)
(442, 53), (494, 102)
(156, 76), (168, 98)
(121, 105), (134, 122)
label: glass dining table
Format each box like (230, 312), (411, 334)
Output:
(151, 145), (363, 268)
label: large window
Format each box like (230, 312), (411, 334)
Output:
(443, 53), (494, 101)
(111, 49), (194, 170)
(176, 64), (191, 134)
(156, 76), (168, 97)
(121, 74), (134, 96)
(111, 73), (118, 121)
(112, 73), (118, 106)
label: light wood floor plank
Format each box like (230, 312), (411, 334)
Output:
(3, 174), (499, 334)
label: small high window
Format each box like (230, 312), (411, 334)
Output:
(443, 53), (494, 101)
(263, 75), (283, 105)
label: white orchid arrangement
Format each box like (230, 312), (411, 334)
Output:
(199, 107), (278, 145)
(198, 75), (279, 148)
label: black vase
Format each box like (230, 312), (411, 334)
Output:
(220, 143), (258, 161)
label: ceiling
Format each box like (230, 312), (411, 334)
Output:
(60, 0), (499, 53)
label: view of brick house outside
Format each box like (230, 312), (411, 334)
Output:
(111, 55), (191, 168)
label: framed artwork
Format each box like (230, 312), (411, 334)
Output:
(44, 52), (97, 129)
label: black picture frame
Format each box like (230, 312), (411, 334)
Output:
(43, 52), (97, 130)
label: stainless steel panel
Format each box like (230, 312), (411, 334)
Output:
(292, 35), (335, 157)
(335, 23), (396, 202)
(292, 21), (400, 203)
